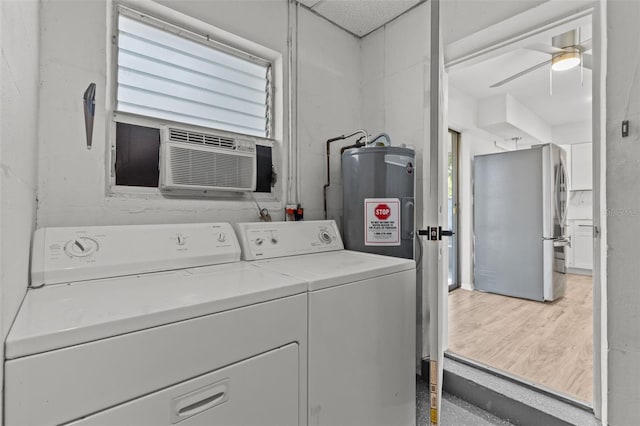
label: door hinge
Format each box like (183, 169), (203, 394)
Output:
(418, 226), (455, 241)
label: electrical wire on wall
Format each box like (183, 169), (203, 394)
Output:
(286, 0), (300, 213)
(249, 192), (271, 222)
(294, 0), (300, 206)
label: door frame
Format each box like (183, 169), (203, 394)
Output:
(440, 0), (607, 422)
(447, 129), (460, 292)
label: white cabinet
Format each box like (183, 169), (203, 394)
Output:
(566, 219), (593, 272)
(571, 142), (592, 190)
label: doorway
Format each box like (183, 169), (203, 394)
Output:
(441, 8), (601, 411)
(447, 129), (460, 291)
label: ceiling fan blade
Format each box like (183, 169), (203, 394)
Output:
(490, 59), (552, 88)
(525, 43), (565, 55)
(580, 38), (593, 51)
(582, 53), (593, 70)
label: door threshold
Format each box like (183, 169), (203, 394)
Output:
(444, 352), (592, 411)
(441, 353), (600, 426)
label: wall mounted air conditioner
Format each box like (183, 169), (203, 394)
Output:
(159, 126), (257, 193)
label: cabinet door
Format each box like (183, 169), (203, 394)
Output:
(69, 344), (299, 426)
(571, 143), (592, 190)
(573, 220), (593, 270)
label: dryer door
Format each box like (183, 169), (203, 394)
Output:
(69, 344), (299, 426)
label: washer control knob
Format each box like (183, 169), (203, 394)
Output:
(271, 237), (278, 245)
(255, 238), (264, 246)
(64, 237), (98, 258)
(319, 231), (333, 244)
(217, 232), (226, 243)
(176, 234), (186, 245)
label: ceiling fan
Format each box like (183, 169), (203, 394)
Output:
(490, 29), (593, 88)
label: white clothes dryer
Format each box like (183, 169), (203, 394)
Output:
(5, 223), (307, 426)
(236, 220), (416, 426)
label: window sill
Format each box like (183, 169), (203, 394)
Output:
(108, 185), (282, 209)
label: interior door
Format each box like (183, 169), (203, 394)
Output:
(421, 1), (448, 424)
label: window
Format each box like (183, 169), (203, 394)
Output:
(111, 6), (278, 193)
(116, 9), (272, 138)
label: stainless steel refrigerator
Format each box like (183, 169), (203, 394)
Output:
(473, 144), (569, 302)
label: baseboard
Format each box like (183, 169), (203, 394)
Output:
(460, 282), (473, 291)
(566, 267), (592, 276)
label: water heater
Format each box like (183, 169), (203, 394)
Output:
(342, 146), (415, 259)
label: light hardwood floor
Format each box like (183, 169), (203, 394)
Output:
(448, 274), (593, 403)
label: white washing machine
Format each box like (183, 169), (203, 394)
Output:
(4, 223), (308, 426)
(235, 220), (416, 426)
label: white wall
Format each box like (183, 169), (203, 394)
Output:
(606, 1), (640, 424)
(297, 7), (360, 222)
(36, 0), (291, 228)
(0, 0), (40, 418)
(360, 2), (431, 230)
(360, 4), (429, 149)
(553, 120), (592, 145)
(478, 93), (552, 145)
(449, 85), (502, 290)
(36, 0), (360, 228)
(360, 1), (431, 359)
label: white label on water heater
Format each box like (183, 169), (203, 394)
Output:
(364, 198), (401, 246)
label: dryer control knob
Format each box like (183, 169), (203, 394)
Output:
(255, 238), (264, 246)
(217, 232), (226, 242)
(319, 231), (332, 244)
(64, 237), (98, 258)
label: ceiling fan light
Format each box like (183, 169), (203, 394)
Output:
(551, 51), (581, 71)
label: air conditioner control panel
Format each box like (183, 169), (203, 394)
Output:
(235, 220), (343, 260)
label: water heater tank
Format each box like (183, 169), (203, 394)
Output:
(342, 146), (415, 259)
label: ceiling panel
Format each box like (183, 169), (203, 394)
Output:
(303, 0), (422, 37)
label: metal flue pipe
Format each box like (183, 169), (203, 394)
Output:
(323, 129), (369, 220)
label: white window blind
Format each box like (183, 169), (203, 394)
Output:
(116, 12), (271, 138)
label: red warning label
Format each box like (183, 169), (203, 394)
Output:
(364, 198), (400, 246)
(374, 204), (391, 220)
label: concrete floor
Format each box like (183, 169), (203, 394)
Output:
(417, 375), (513, 426)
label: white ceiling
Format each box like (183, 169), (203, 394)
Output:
(298, 0), (423, 37)
(448, 25), (593, 127)
(299, 1), (592, 129)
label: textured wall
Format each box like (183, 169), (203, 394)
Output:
(297, 6), (361, 222)
(606, 1), (640, 424)
(36, 0), (290, 227)
(360, 1), (431, 359)
(0, 0), (40, 419)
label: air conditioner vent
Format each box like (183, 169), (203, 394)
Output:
(160, 126), (257, 193)
(168, 128), (236, 150)
(169, 145), (255, 189)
